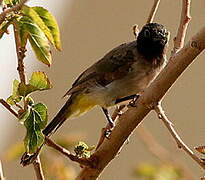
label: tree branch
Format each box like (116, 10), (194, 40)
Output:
(45, 137), (94, 167)
(146, 0), (161, 23)
(0, 0), (28, 25)
(13, 20), (26, 84)
(76, 24), (205, 179)
(173, 0), (191, 54)
(0, 161), (5, 180)
(154, 103), (205, 169)
(0, 99), (18, 118)
(33, 156), (45, 180)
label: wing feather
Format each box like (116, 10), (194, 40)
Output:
(64, 41), (139, 97)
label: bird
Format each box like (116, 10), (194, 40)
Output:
(21, 23), (169, 166)
(42, 22), (169, 137)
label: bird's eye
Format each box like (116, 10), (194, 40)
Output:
(143, 29), (150, 38)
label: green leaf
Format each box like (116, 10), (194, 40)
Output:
(12, 0), (20, 5)
(24, 103), (48, 153)
(74, 141), (94, 158)
(18, 108), (30, 123)
(18, 16), (52, 66)
(32, 6), (61, 50)
(155, 165), (182, 180)
(29, 71), (52, 90)
(18, 83), (36, 97)
(18, 72), (52, 96)
(6, 79), (22, 105)
(134, 163), (183, 180)
(3, 0), (22, 6)
(3, 0), (13, 6)
(21, 5), (55, 46)
(33, 103), (48, 128)
(18, 18), (29, 47)
(135, 163), (157, 178)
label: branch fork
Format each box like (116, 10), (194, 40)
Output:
(45, 137), (96, 168)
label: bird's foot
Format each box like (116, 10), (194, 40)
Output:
(128, 94), (140, 107)
(104, 122), (115, 139)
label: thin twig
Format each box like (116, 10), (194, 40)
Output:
(0, 0), (28, 25)
(147, 0), (161, 23)
(0, 99), (18, 118)
(137, 126), (196, 180)
(0, 161), (5, 180)
(0, 0), (3, 7)
(13, 20), (26, 84)
(154, 102), (205, 170)
(45, 137), (94, 167)
(173, 0), (191, 54)
(33, 156), (45, 180)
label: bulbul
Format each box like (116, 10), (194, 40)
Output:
(21, 23), (169, 165)
(42, 22), (169, 137)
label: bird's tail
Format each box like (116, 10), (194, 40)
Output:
(43, 93), (96, 137)
(42, 96), (73, 136)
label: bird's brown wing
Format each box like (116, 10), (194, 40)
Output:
(64, 41), (139, 96)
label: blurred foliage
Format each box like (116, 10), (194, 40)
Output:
(4, 133), (87, 179)
(133, 163), (184, 180)
(195, 145), (205, 180)
(195, 145), (205, 155)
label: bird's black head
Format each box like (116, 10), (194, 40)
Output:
(136, 23), (169, 60)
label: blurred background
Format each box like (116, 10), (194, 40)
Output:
(0, 0), (205, 179)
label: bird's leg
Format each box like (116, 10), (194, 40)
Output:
(115, 94), (138, 104)
(128, 94), (140, 107)
(115, 94), (140, 107)
(102, 107), (115, 138)
(102, 107), (115, 128)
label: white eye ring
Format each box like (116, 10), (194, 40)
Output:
(144, 29), (150, 38)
